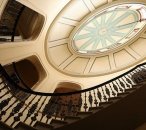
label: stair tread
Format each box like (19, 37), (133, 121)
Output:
(77, 111), (92, 115)
(64, 116), (81, 120)
(50, 119), (68, 128)
(117, 92), (129, 96)
(15, 122), (37, 130)
(34, 121), (53, 130)
(0, 121), (13, 130)
(77, 111), (93, 118)
(50, 119), (67, 125)
(64, 116), (81, 123)
(125, 88), (136, 92)
(132, 84), (142, 87)
(99, 101), (113, 105)
(89, 106), (103, 111)
(109, 96), (122, 100)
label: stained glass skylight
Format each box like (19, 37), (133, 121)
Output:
(70, 3), (146, 54)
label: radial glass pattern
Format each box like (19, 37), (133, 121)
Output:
(71, 3), (146, 54)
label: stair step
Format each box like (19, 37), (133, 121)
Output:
(77, 111), (92, 118)
(0, 121), (13, 130)
(64, 116), (81, 123)
(125, 87), (137, 92)
(99, 101), (113, 106)
(50, 119), (67, 128)
(117, 92), (129, 96)
(89, 106), (103, 111)
(109, 96), (122, 101)
(132, 84), (142, 87)
(34, 121), (53, 130)
(15, 122), (37, 130)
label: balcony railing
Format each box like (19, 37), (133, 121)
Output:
(0, 0), (25, 42)
(0, 62), (146, 129)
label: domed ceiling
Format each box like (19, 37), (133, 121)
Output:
(1, 0), (146, 92)
(46, 0), (146, 76)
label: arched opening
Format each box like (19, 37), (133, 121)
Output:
(4, 56), (46, 90)
(17, 6), (44, 40)
(55, 82), (82, 92)
(0, 0), (44, 42)
(14, 59), (39, 87)
(44, 82), (82, 119)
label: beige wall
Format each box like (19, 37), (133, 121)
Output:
(0, 0), (146, 93)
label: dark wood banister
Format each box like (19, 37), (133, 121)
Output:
(0, 62), (145, 96)
(11, 5), (25, 42)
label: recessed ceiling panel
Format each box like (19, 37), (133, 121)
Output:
(46, 0), (146, 76)
(70, 3), (146, 54)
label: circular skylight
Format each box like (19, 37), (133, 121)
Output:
(70, 3), (146, 54)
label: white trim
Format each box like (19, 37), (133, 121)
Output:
(82, 0), (95, 12)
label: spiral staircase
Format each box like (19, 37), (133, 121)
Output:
(1, 0), (146, 130)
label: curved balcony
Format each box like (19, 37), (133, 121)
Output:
(1, 0), (146, 130)
(0, 0), (44, 42)
(0, 62), (146, 130)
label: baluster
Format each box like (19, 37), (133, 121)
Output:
(49, 96), (61, 121)
(28, 96), (43, 125)
(67, 95), (73, 116)
(0, 95), (13, 112)
(88, 91), (93, 107)
(72, 93), (82, 116)
(23, 96), (42, 123)
(60, 96), (68, 120)
(105, 85), (111, 98)
(101, 86), (108, 101)
(141, 69), (146, 80)
(11, 95), (37, 127)
(83, 92), (88, 112)
(107, 84), (115, 97)
(124, 75), (133, 88)
(60, 110), (65, 121)
(138, 68), (146, 80)
(0, 89), (10, 99)
(130, 71), (138, 84)
(0, 79), (4, 85)
(41, 99), (50, 122)
(143, 64), (146, 68)
(72, 104), (77, 116)
(112, 81), (120, 94)
(41, 96), (58, 123)
(133, 70), (138, 75)
(126, 73), (135, 85)
(140, 66), (146, 70)
(135, 68), (140, 73)
(93, 90), (98, 107)
(118, 78), (127, 90)
(4, 94), (30, 124)
(97, 88), (102, 102)
(132, 71), (142, 84)
(78, 94), (82, 112)
(110, 83), (118, 96)
(55, 96), (61, 119)
(30, 96), (48, 126)
(100, 87), (107, 102)
(0, 96), (17, 120)
(0, 85), (6, 93)
(115, 80), (124, 92)
(137, 67), (142, 72)
(121, 76), (131, 88)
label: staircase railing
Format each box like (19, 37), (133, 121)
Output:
(0, 0), (25, 42)
(1, 62), (146, 96)
(0, 62), (146, 129)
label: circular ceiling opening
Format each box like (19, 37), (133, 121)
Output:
(70, 3), (146, 55)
